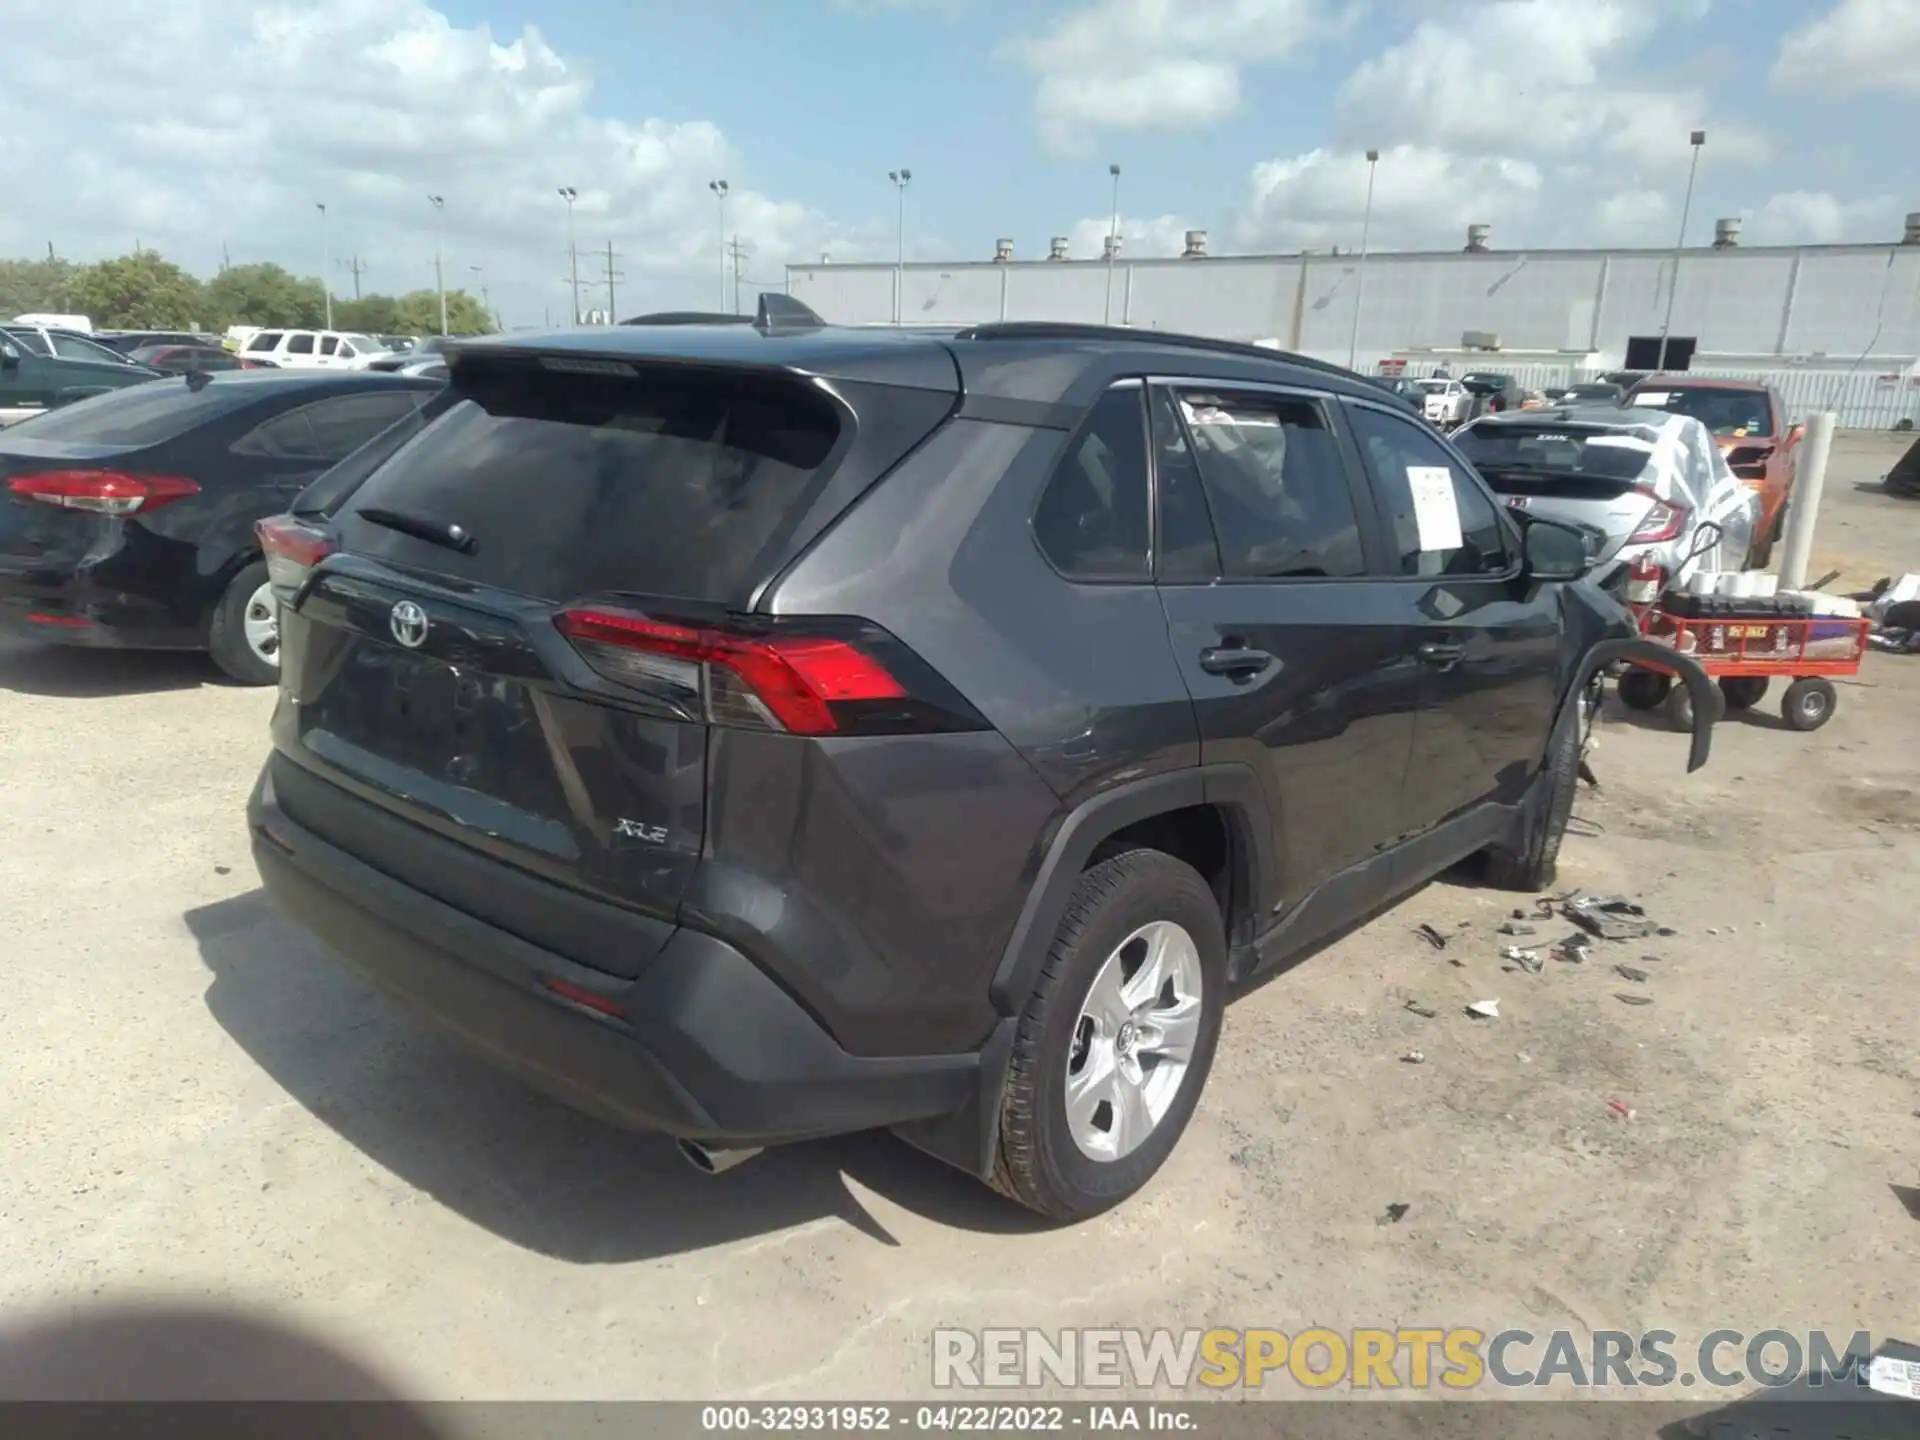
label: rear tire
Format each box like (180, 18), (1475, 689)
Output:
(1718, 676), (1769, 710)
(989, 850), (1227, 1222)
(1616, 668), (1671, 711)
(1781, 676), (1836, 731)
(1483, 703), (1580, 893)
(207, 561), (280, 686)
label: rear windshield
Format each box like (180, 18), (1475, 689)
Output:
(1628, 386), (1771, 437)
(1, 378), (258, 445)
(338, 363), (843, 603)
(1454, 425), (1654, 483)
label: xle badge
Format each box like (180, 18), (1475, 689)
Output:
(613, 818), (669, 845)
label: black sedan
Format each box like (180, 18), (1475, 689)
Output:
(0, 370), (440, 682)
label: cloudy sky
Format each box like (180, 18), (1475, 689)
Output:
(1, 0), (1914, 325)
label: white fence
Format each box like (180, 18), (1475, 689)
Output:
(1390, 361), (1920, 431)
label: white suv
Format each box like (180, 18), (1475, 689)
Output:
(237, 329), (382, 371)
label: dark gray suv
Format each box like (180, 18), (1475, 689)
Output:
(249, 300), (1711, 1220)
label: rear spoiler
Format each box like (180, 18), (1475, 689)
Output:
(620, 294), (825, 336)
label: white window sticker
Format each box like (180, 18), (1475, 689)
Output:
(1406, 465), (1463, 552)
(1868, 1353), (1920, 1401)
(1634, 391), (1672, 406)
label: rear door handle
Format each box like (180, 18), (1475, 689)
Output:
(1417, 641), (1466, 670)
(1198, 645), (1274, 678)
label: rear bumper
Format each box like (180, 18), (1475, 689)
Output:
(247, 764), (980, 1147)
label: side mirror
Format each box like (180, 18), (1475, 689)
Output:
(1787, 422), (1805, 445)
(1522, 517), (1593, 581)
(0, 343), (18, 370)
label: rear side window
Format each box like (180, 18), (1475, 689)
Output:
(1175, 389), (1365, 579)
(233, 390), (427, 463)
(339, 364), (842, 603)
(1032, 387), (1150, 581)
(1348, 405), (1511, 578)
(0, 378), (258, 445)
(285, 333), (315, 356)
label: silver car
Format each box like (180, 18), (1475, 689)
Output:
(1452, 406), (1760, 598)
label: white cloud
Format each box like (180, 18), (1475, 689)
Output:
(1594, 189), (1672, 245)
(1771, 0), (1920, 95)
(1066, 213), (1200, 258)
(1233, 145), (1543, 252)
(1337, 0), (1766, 170)
(1002, 0), (1357, 158)
(0, 0), (879, 323)
(1744, 190), (1901, 244)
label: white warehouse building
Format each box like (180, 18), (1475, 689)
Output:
(786, 217), (1920, 428)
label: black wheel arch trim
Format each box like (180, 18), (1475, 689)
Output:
(1574, 638), (1717, 772)
(987, 764), (1273, 1018)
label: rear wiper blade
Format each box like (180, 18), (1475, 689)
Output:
(356, 506), (476, 555)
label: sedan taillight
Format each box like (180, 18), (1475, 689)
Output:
(1627, 488), (1689, 544)
(6, 469), (199, 515)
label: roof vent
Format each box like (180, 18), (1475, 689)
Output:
(1048, 236), (1069, 261)
(1713, 217), (1741, 248)
(1102, 234), (1122, 261)
(1183, 229), (1208, 258)
(1464, 223), (1491, 253)
(993, 237), (1013, 262)
(1904, 211), (1920, 245)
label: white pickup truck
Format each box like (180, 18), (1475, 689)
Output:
(1412, 377), (1474, 430)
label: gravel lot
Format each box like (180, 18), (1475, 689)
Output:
(2, 432), (1915, 1401)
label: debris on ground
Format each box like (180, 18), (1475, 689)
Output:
(1869, 593), (1920, 654)
(1553, 934), (1593, 964)
(1499, 922), (1537, 937)
(1532, 898), (1557, 920)
(1615, 963), (1650, 983)
(1517, 1052), (1532, 1065)
(1380, 1202), (1411, 1225)
(1405, 1000), (1438, 1019)
(1608, 1099), (1636, 1121)
(1466, 999), (1500, 1020)
(1502, 947), (1544, 975)
(1562, 892), (1660, 942)
(1401, 1050), (1425, 1065)
(1615, 993), (1654, 1007)
(1415, 923), (1450, 950)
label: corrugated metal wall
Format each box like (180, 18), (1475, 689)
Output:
(787, 243), (1920, 384)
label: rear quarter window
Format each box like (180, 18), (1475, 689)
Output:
(337, 362), (843, 604)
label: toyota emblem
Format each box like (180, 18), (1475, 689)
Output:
(389, 600), (430, 649)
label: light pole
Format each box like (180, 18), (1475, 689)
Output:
(469, 265), (492, 330)
(888, 167), (912, 325)
(427, 194), (447, 336)
(315, 202), (333, 330)
(557, 187), (579, 325)
(1347, 149), (1379, 371)
(708, 179), (730, 312)
(1104, 163), (1121, 325)
(1656, 130), (1707, 375)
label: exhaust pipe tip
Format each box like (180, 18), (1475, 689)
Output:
(678, 1138), (763, 1176)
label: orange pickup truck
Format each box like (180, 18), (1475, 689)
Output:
(1623, 376), (1802, 565)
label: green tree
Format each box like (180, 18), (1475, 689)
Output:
(67, 250), (205, 328)
(201, 262), (326, 329)
(0, 257), (80, 318)
(334, 295), (400, 334)
(390, 288), (492, 335)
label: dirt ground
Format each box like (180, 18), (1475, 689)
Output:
(1, 433), (1915, 1403)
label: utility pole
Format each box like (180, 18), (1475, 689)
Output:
(558, 187), (580, 324)
(599, 240), (623, 323)
(708, 180), (730, 311)
(727, 236), (751, 315)
(1656, 130), (1706, 375)
(1104, 163), (1121, 325)
(316, 202), (333, 330)
(339, 254), (368, 300)
(220, 243), (230, 273)
(427, 194), (447, 336)
(1348, 149), (1380, 371)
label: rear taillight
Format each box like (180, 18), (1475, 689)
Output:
(1625, 555), (1666, 604)
(7, 469), (199, 516)
(256, 514), (335, 591)
(1627, 488), (1688, 544)
(554, 606), (986, 737)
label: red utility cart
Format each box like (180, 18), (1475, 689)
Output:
(1616, 604), (1870, 733)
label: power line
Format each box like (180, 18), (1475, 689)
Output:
(598, 240), (624, 325)
(727, 235), (753, 315)
(337, 254), (369, 300)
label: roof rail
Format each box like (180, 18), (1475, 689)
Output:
(952, 322), (1364, 383)
(617, 295), (827, 336)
